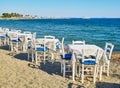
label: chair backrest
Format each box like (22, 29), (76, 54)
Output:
(32, 32), (36, 39)
(95, 49), (104, 63)
(16, 30), (21, 33)
(29, 32), (36, 49)
(82, 48), (92, 62)
(105, 42), (114, 60)
(25, 34), (33, 42)
(0, 31), (6, 36)
(44, 35), (55, 50)
(0, 28), (8, 36)
(72, 40), (85, 45)
(24, 31), (31, 34)
(81, 46), (103, 63)
(9, 32), (18, 41)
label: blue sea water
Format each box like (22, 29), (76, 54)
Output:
(0, 18), (120, 51)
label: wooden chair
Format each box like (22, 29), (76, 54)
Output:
(60, 38), (72, 77)
(77, 48), (103, 83)
(72, 40), (85, 76)
(99, 42), (114, 80)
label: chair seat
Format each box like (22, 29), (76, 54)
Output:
(61, 54), (72, 60)
(11, 39), (21, 43)
(0, 36), (6, 38)
(79, 59), (96, 65)
(36, 47), (49, 51)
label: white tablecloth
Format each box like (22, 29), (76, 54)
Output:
(36, 38), (60, 44)
(68, 44), (103, 62)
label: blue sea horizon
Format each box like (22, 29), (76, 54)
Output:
(0, 18), (120, 51)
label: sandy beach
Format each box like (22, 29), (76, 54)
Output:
(0, 46), (120, 88)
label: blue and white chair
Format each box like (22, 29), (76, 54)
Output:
(72, 40), (85, 76)
(24, 32), (33, 51)
(44, 35), (55, 64)
(78, 48), (103, 83)
(60, 38), (72, 77)
(35, 35), (55, 65)
(28, 38), (36, 61)
(9, 32), (21, 53)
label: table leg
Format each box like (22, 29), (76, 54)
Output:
(72, 62), (75, 81)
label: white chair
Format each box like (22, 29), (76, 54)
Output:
(99, 43), (114, 80)
(44, 35), (55, 64)
(9, 32), (20, 53)
(60, 38), (72, 77)
(27, 32), (36, 61)
(77, 48), (103, 83)
(3, 28), (10, 45)
(72, 40), (85, 60)
(35, 36), (55, 65)
(27, 38), (36, 62)
(23, 33), (33, 51)
(104, 43), (114, 76)
(72, 40), (85, 76)
(0, 30), (7, 46)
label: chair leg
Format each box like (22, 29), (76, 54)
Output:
(35, 52), (38, 65)
(51, 53), (54, 64)
(107, 61), (110, 76)
(79, 65), (81, 77)
(99, 66), (103, 81)
(81, 64), (84, 83)
(61, 59), (63, 73)
(103, 63), (105, 72)
(75, 64), (78, 76)
(11, 43), (13, 51)
(63, 60), (65, 77)
(96, 66), (98, 78)
(32, 51), (34, 62)
(0, 39), (1, 46)
(93, 65), (97, 83)
(44, 52), (45, 64)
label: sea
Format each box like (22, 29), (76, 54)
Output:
(0, 18), (120, 51)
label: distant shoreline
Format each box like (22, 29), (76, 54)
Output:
(0, 17), (34, 20)
(0, 17), (120, 20)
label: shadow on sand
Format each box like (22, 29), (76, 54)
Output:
(96, 82), (120, 88)
(0, 45), (9, 50)
(39, 61), (61, 75)
(28, 60), (62, 76)
(14, 53), (28, 61)
(68, 82), (84, 88)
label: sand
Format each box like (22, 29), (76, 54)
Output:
(0, 46), (120, 88)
